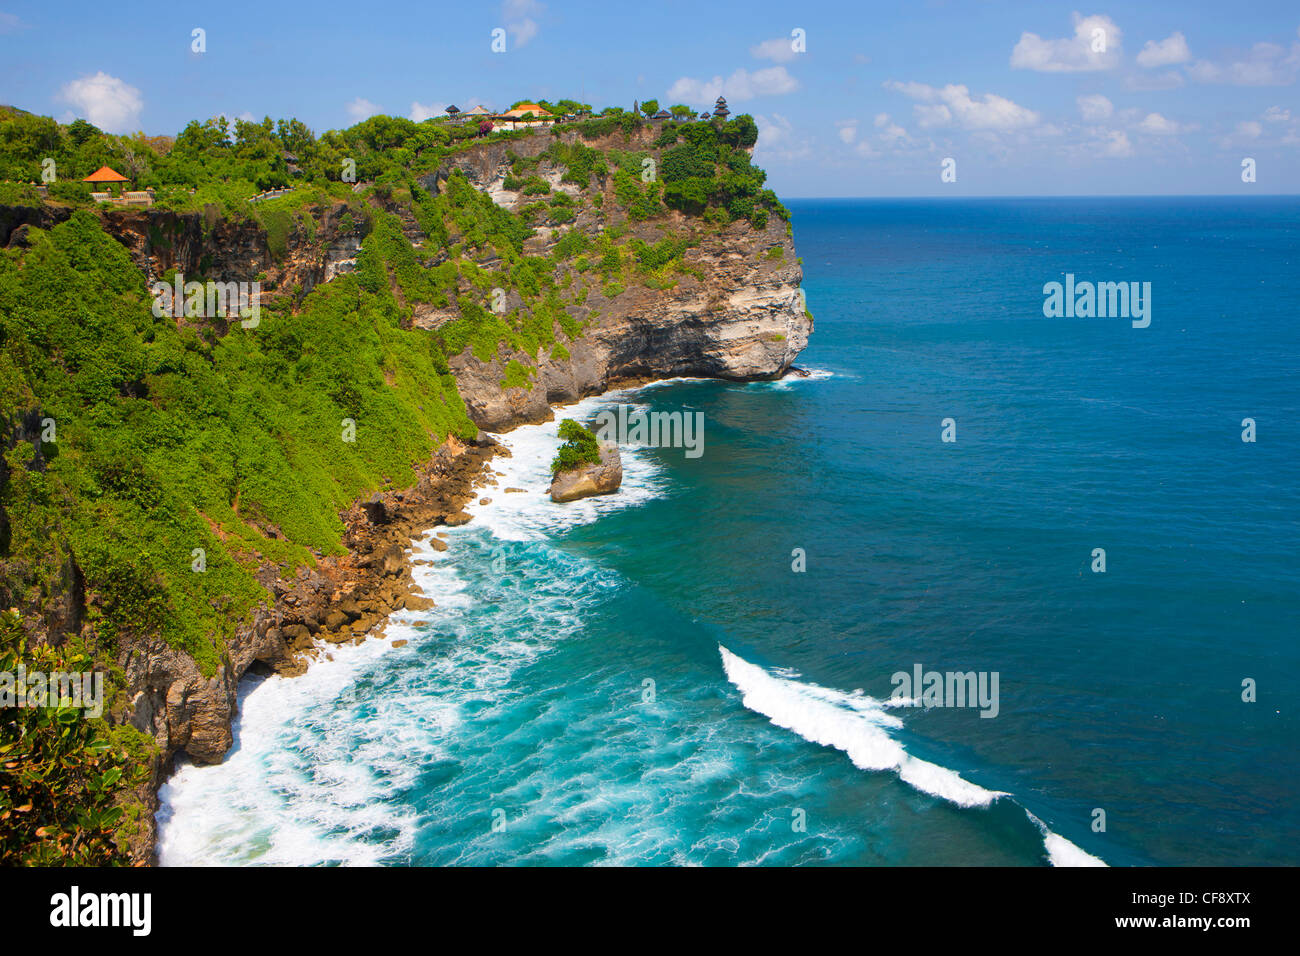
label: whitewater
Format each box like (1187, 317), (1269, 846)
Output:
(157, 377), (1102, 867)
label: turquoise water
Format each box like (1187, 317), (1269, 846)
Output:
(157, 198), (1299, 866)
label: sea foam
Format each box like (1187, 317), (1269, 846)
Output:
(719, 645), (1107, 865)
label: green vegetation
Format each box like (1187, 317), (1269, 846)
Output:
(501, 359), (534, 390)
(0, 106), (531, 220)
(652, 116), (784, 229)
(550, 419), (601, 475)
(0, 100), (794, 863)
(0, 208), (477, 672)
(0, 612), (135, 865)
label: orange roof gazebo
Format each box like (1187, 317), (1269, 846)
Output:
(82, 166), (130, 187)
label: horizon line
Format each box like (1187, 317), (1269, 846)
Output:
(780, 193), (1300, 200)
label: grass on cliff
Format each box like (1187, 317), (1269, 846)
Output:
(0, 209), (477, 676)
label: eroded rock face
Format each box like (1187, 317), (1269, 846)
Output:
(424, 129), (811, 433)
(5, 123), (811, 864)
(29, 435), (496, 864)
(549, 442), (623, 502)
(100, 202), (370, 312)
(452, 212), (810, 432)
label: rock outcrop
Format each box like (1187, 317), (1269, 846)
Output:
(549, 442), (622, 502)
(421, 128), (811, 432)
(38, 434), (496, 862)
(451, 213), (809, 431)
(0, 121), (812, 865)
(100, 202), (370, 313)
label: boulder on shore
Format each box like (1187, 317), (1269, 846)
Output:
(549, 442), (622, 503)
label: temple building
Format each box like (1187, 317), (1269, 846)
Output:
(494, 104), (554, 131)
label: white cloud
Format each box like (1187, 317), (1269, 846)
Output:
(1188, 41), (1300, 86)
(834, 113), (913, 158)
(914, 104), (952, 127)
(753, 113), (810, 161)
(1137, 112), (1181, 134)
(1011, 13), (1123, 72)
(1077, 93), (1113, 121)
(878, 119), (909, 143)
(884, 80), (1039, 130)
(1136, 31), (1190, 68)
(58, 72), (143, 134)
(666, 66), (799, 105)
(503, 0), (543, 49)
(1125, 70), (1185, 91)
(1217, 117), (1273, 148)
(409, 101), (446, 122)
(0, 12), (22, 33)
(1263, 105), (1291, 123)
(346, 97), (382, 122)
(1098, 129), (1134, 157)
(410, 96), (489, 122)
(751, 36), (798, 64)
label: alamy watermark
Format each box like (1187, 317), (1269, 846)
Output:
(592, 404), (704, 458)
(50, 887), (150, 936)
(1043, 273), (1151, 328)
(151, 272), (261, 327)
(0, 665), (104, 718)
(890, 663), (1000, 718)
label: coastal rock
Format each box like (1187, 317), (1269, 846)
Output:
(549, 442), (622, 503)
(422, 128), (812, 433)
(3, 123), (812, 867)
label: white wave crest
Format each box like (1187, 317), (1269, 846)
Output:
(719, 646), (1007, 808)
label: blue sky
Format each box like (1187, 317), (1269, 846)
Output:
(2, 0), (1298, 196)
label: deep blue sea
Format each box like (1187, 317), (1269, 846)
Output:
(157, 198), (1300, 866)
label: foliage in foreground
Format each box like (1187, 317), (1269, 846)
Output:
(0, 612), (132, 865)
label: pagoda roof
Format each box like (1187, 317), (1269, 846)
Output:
(82, 166), (129, 183)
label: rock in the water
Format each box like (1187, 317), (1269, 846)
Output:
(549, 442), (622, 503)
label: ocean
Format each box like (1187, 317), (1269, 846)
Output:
(156, 198), (1300, 866)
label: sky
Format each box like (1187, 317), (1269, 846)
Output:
(2, 0), (1298, 196)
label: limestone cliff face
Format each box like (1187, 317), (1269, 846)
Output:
(453, 215), (807, 430)
(420, 127), (812, 432)
(113, 437), (494, 861)
(99, 202), (369, 309)
(2, 125), (810, 863)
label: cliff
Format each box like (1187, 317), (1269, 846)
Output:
(0, 120), (810, 864)
(418, 125), (809, 429)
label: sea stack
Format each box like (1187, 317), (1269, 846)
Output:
(549, 441), (623, 502)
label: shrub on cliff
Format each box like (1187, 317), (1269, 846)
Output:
(551, 419), (601, 475)
(0, 209), (477, 675)
(545, 142), (608, 187)
(0, 612), (130, 866)
(612, 169), (663, 220)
